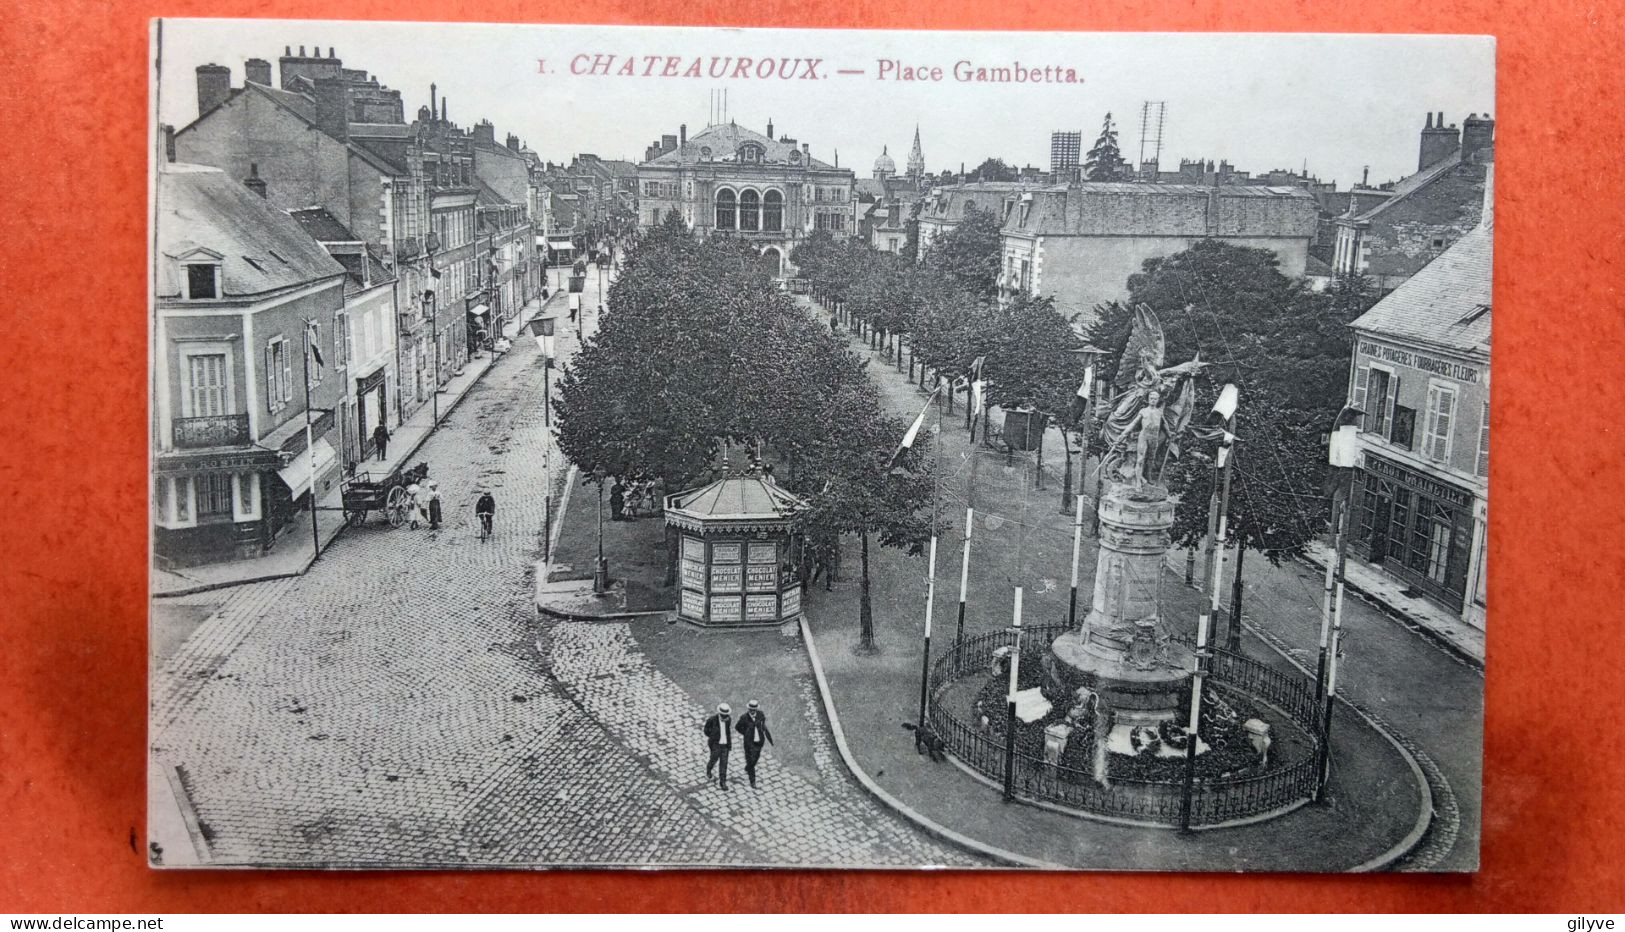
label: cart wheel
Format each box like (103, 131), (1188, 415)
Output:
(386, 486), (408, 528)
(345, 508), (367, 528)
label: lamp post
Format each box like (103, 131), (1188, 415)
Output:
(425, 288), (440, 424)
(1179, 383), (1239, 834)
(1316, 404), (1363, 802)
(1063, 346), (1105, 518)
(592, 464), (610, 593)
(528, 316), (557, 562)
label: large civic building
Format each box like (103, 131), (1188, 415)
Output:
(636, 119), (857, 278)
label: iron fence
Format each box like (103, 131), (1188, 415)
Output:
(928, 624), (1321, 828)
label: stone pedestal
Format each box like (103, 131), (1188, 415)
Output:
(1047, 481), (1193, 726)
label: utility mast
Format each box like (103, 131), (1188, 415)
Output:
(1138, 101), (1167, 171)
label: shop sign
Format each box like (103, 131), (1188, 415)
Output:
(710, 596), (743, 622)
(746, 564), (777, 592)
(681, 559), (706, 589)
(746, 595), (778, 621)
(710, 563), (742, 591)
(1358, 341), (1482, 384)
(748, 542), (777, 564)
(680, 589), (705, 619)
(682, 536), (705, 562)
(712, 542), (742, 563)
(1365, 454), (1474, 508)
(782, 587), (801, 617)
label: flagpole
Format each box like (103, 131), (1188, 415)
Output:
(1068, 491), (1085, 629)
(1002, 586), (1023, 802)
(916, 381), (944, 733)
(303, 318), (321, 562)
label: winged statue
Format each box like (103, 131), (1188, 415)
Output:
(1098, 305), (1209, 491)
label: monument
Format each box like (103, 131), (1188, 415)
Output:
(1047, 305), (1211, 752)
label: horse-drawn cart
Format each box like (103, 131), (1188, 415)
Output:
(341, 461), (430, 528)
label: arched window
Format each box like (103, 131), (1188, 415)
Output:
(739, 189), (761, 232)
(715, 188), (736, 230)
(762, 190), (783, 232)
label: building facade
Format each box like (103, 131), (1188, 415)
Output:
(915, 181), (1035, 259)
(154, 164), (348, 566)
(1331, 112), (1494, 292)
(998, 181), (1320, 325)
(1346, 225), (1490, 628)
(636, 120), (856, 278)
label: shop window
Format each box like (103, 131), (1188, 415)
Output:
(155, 478), (169, 523)
(239, 473), (255, 513)
(174, 476), (192, 523)
(1423, 383), (1457, 464)
(739, 190), (760, 231)
(198, 474), (234, 519)
(1477, 402), (1490, 478)
(715, 189), (736, 230)
(763, 190), (783, 232)
(1388, 487), (1411, 566)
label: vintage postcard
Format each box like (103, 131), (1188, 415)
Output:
(148, 20), (1491, 871)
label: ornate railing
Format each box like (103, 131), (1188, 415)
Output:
(172, 413), (250, 449)
(927, 624), (1323, 828)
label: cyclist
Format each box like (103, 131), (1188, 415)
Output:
(475, 490), (496, 540)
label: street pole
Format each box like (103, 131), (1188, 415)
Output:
(429, 290), (440, 425)
(1180, 385), (1237, 833)
(916, 535), (937, 733)
(1002, 586), (1023, 802)
(302, 318), (321, 562)
(955, 504), (972, 653)
(1067, 492), (1085, 629)
(1317, 466), (1356, 802)
(594, 476), (608, 593)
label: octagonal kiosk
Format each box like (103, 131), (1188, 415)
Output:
(664, 474), (807, 627)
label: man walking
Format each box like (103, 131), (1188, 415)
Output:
(426, 480), (443, 530)
(702, 703), (734, 790)
(372, 422), (390, 462)
(735, 699), (775, 788)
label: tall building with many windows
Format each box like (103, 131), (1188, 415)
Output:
(636, 119), (856, 278)
(1345, 223), (1490, 628)
(1050, 130), (1082, 179)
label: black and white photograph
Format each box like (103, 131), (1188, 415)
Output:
(147, 20), (1493, 872)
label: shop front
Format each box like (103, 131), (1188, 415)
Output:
(1354, 452), (1476, 611)
(153, 447), (279, 566)
(355, 366), (388, 460)
(664, 475), (807, 628)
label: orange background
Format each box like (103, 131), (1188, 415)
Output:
(3, 0), (1622, 913)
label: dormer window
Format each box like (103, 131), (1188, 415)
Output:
(186, 262), (221, 300)
(738, 143), (765, 164)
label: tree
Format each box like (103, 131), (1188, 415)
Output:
(1084, 240), (1377, 567)
(970, 157), (1017, 182)
(1084, 112), (1131, 182)
(922, 206), (1004, 301)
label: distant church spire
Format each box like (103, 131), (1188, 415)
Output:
(906, 124), (926, 184)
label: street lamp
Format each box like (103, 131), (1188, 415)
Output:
(1063, 344), (1107, 518)
(592, 464), (610, 593)
(1316, 404), (1363, 802)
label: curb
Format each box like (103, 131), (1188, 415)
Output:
(163, 765), (212, 866)
(1294, 552), (1485, 672)
(798, 614), (1062, 870)
(153, 342), (514, 601)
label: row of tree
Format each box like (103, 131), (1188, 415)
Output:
(554, 214), (938, 647)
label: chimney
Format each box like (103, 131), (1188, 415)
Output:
(430, 83), (438, 121)
(473, 120), (496, 146)
(1362, 165), (1370, 187)
(195, 64), (231, 118)
(441, 96), (448, 123)
(1462, 113), (1495, 162)
(679, 124), (687, 145)
(244, 58), (272, 86)
(506, 133), (521, 151)
(313, 76), (350, 142)
(766, 118), (774, 140)
(244, 162), (267, 198)
(161, 124), (175, 163)
(1418, 111), (1461, 172)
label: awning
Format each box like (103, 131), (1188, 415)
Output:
(276, 437), (338, 500)
(467, 304), (490, 318)
(534, 236), (547, 249)
(548, 238), (575, 249)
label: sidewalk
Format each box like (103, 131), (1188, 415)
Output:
(1301, 541), (1485, 667)
(535, 464), (675, 620)
(152, 295), (549, 598)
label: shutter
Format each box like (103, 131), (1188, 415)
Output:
(1352, 366), (1369, 413)
(265, 344), (275, 413)
(1386, 373), (1400, 440)
(282, 343), (293, 403)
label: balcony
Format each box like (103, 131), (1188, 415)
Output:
(172, 413), (250, 449)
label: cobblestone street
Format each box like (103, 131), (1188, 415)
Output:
(150, 277), (970, 868)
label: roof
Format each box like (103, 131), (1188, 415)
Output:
(1350, 224), (1491, 356)
(179, 81), (405, 177)
(288, 207), (361, 243)
(924, 182), (1036, 221)
(157, 164), (345, 299)
(1005, 181), (1317, 238)
(1351, 151), (1464, 223)
(1304, 254), (1332, 277)
(664, 475), (808, 529)
(644, 122), (838, 170)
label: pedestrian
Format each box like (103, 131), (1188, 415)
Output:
(609, 479), (625, 521)
(702, 703), (733, 790)
(426, 480), (443, 530)
(475, 490), (496, 540)
(830, 314), (839, 335)
(405, 481), (422, 529)
(735, 699), (775, 788)
(372, 422), (390, 462)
